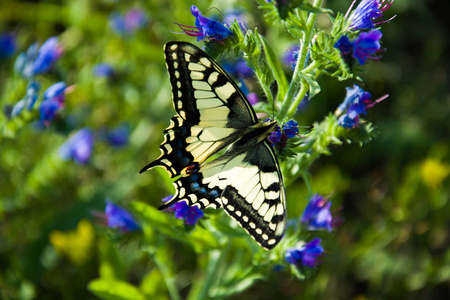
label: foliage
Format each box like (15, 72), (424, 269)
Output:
(0, 0), (449, 299)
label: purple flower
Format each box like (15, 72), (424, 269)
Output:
(0, 32), (16, 59)
(224, 9), (249, 31)
(163, 196), (204, 226)
(59, 128), (94, 164)
(32, 37), (63, 75)
(336, 85), (387, 128)
(283, 45), (300, 69)
(301, 194), (333, 232)
(177, 5), (232, 41)
(104, 200), (140, 232)
(110, 9), (148, 35)
(124, 9), (148, 32)
(285, 238), (324, 268)
(353, 29), (382, 65)
(334, 29), (382, 66)
(222, 58), (254, 79)
(104, 124), (129, 147)
(350, 0), (394, 31)
(39, 82), (66, 125)
(93, 63), (115, 77)
(268, 119), (299, 148)
(11, 81), (41, 117)
(247, 92), (259, 106)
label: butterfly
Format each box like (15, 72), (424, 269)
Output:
(140, 41), (286, 249)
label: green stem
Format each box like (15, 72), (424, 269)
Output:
(278, 0), (323, 120)
(287, 78), (309, 117)
(286, 60), (318, 116)
(193, 248), (228, 300)
(253, 60), (275, 106)
(234, 26), (274, 106)
(154, 250), (182, 300)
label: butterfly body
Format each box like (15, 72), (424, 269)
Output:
(141, 42), (286, 249)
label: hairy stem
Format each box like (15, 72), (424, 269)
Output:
(278, 0), (323, 120)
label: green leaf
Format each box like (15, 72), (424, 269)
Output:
(299, 3), (333, 14)
(299, 72), (321, 98)
(98, 238), (125, 281)
(215, 273), (265, 298)
(131, 201), (219, 252)
(259, 35), (289, 101)
(88, 279), (146, 300)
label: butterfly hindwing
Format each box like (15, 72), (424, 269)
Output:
(220, 141), (286, 249)
(161, 140), (286, 249)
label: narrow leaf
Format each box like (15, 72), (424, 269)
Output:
(259, 35), (289, 101)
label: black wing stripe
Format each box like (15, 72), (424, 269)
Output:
(164, 41), (258, 127)
(159, 171), (223, 210)
(196, 143), (286, 249)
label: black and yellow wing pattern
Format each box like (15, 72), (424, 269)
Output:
(140, 41), (286, 249)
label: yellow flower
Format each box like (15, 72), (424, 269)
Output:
(49, 219), (95, 265)
(420, 159), (450, 189)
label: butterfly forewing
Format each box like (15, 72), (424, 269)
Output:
(140, 42), (258, 176)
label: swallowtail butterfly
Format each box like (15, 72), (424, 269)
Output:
(140, 41), (286, 249)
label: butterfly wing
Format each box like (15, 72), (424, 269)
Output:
(141, 41), (287, 249)
(220, 141), (287, 249)
(161, 141), (287, 250)
(140, 42), (258, 177)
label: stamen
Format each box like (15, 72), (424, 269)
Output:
(365, 94), (389, 109)
(344, 0), (359, 19)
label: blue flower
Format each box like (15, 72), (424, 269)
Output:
(93, 63), (115, 77)
(285, 238), (324, 268)
(268, 119), (299, 147)
(104, 200), (140, 232)
(11, 81), (41, 117)
(163, 196), (204, 226)
(334, 29), (382, 66)
(335, 85), (366, 115)
(353, 29), (382, 65)
(222, 58), (254, 79)
(110, 9), (148, 35)
(32, 37), (62, 75)
(39, 82), (66, 125)
(14, 43), (39, 78)
(177, 5), (232, 41)
(59, 128), (94, 164)
(14, 37), (62, 78)
(283, 45), (300, 69)
(336, 84), (387, 128)
(0, 32), (16, 59)
(334, 35), (353, 65)
(301, 194), (333, 232)
(104, 124), (129, 147)
(350, 0), (394, 31)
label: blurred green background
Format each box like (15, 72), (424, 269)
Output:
(1, 0), (449, 299)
